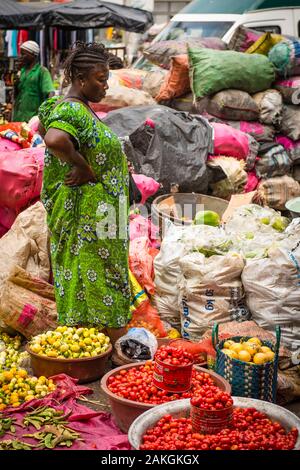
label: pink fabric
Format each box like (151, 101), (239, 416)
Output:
(244, 171), (260, 192)
(28, 116), (40, 134)
(0, 206), (17, 229)
(0, 137), (22, 152)
(239, 121), (264, 136)
(212, 123), (250, 160)
(275, 77), (300, 88)
(95, 111), (108, 120)
(276, 135), (300, 151)
(129, 236), (159, 295)
(132, 174), (160, 204)
(0, 148), (44, 210)
(129, 213), (160, 248)
(2, 374), (130, 450)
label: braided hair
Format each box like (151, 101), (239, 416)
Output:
(63, 41), (109, 85)
(108, 53), (124, 70)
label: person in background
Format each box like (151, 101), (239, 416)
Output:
(13, 41), (54, 122)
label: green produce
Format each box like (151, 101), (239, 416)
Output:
(0, 439), (36, 450)
(0, 332), (27, 369)
(0, 415), (16, 437)
(23, 406), (71, 430)
(193, 210), (220, 227)
(24, 424), (81, 449)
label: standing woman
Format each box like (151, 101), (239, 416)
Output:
(39, 42), (131, 344)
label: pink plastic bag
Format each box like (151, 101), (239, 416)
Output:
(27, 115), (40, 134)
(0, 147), (44, 210)
(276, 135), (300, 164)
(0, 137), (22, 151)
(129, 213), (160, 248)
(244, 171), (260, 193)
(211, 122), (259, 169)
(132, 174), (160, 204)
(129, 237), (159, 295)
(96, 111), (107, 120)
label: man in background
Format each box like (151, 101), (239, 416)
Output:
(13, 41), (54, 122)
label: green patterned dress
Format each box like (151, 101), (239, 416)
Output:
(39, 97), (131, 328)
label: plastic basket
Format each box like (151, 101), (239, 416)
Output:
(212, 323), (281, 403)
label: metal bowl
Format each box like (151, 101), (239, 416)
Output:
(128, 397), (300, 450)
(26, 344), (112, 384)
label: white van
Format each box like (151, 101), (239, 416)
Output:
(134, 0), (300, 68)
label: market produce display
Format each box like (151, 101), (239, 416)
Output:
(107, 360), (216, 404)
(0, 368), (56, 410)
(0, 332), (27, 369)
(139, 407), (298, 450)
(29, 326), (111, 359)
(222, 337), (275, 364)
(191, 386), (233, 411)
(155, 345), (193, 366)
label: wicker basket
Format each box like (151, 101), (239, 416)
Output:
(212, 323), (281, 403)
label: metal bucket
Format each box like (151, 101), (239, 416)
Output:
(152, 193), (228, 238)
(128, 397), (300, 450)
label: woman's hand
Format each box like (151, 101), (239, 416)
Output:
(65, 165), (97, 186)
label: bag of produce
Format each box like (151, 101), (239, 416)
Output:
(246, 32), (283, 55)
(197, 90), (259, 121)
(90, 84), (155, 113)
(269, 39), (300, 77)
(228, 121), (275, 143)
(112, 68), (147, 89)
(142, 69), (168, 98)
(115, 327), (158, 361)
(166, 93), (195, 113)
(255, 176), (300, 210)
(0, 266), (57, 339)
(129, 237), (159, 296)
(280, 105), (300, 141)
(255, 142), (292, 179)
(143, 38), (227, 69)
(211, 122), (259, 170)
(228, 26), (265, 52)
(0, 147), (44, 211)
(253, 89), (283, 126)
(0, 202), (50, 297)
(188, 47), (275, 100)
(155, 55), (190, 102)
(242, 243), (300, 349)
(207, 156), (247, 200)
(178, 252), (248, 342)
(275, 76), (300, 104)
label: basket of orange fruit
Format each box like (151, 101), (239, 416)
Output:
(212, 322), (280, 403)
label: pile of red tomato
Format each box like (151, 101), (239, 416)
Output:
(191, 385), (233, 411)
(140, 408), (298, 450)
(107, 361), (215, 405)
(155, 345), (194, 366)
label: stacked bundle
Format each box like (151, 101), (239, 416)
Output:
(142, 27), (300, 207)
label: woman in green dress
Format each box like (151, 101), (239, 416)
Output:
(39, 42), (131, 343)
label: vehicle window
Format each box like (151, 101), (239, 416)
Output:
(245, 25), (281, 34)
(155, 21), (234, 41)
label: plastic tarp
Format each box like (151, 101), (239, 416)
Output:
(103, 105), (213, 194)
(0, 0), (153, 32)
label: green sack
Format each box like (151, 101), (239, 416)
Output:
(188, 47), (275, 101)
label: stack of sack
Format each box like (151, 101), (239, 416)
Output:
(139, 27), (300, 208)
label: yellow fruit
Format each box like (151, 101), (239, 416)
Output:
(59, 344), (69, 353)
(260, 346), (272, 354)
(31, 344), (42, 354)
(53, 341), (61, 349)
(264, 351), (275, 362)
(84, 337), (92, 345)
(230, 343), (244, 353)
(46, 350), (58, 358)
(224, 340), (235, 349)
(83, 330), (90, 338)
(248, 337), (262, 347)
(242, 342), (260, 356)
(222, 349), (238, 359)
(70, 344), (80, 353)
(238, 350), (252, 362)
(253, 353), (267, 365)
(3, 371), (13, 382)
(25, 395), (35, 402)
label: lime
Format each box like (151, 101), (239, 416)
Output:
(193, 210), (220, 227)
